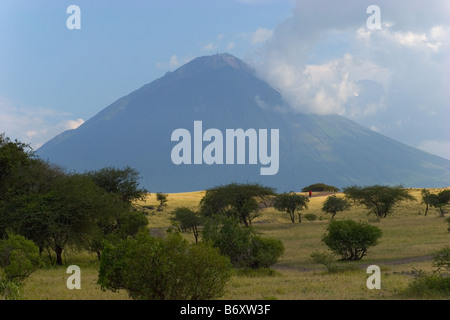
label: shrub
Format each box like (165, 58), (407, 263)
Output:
(322, 220), (383, 261)
(0, 233), (42, 300)
(304, 213), (317, 221)
(0, 279), (23, 300)
(407, 272), (450, 298)
(0, 233), (42, 283)
(252, 237), (284, 268)
(406, 246), (450, 298)
(98, 230), (232, 300)
(202, 217), (284, 268)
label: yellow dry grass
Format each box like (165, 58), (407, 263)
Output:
(21, 188), (449, 300)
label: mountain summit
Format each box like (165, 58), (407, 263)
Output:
(37, 53), (450, 192)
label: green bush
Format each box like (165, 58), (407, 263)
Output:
(407, 272), (450, 298)
(322, 220), (383, 261)
(0, 279), (24, 300)
(0, 233), (42, 300)
(0, 233), (42, 283)
(202, 217), (284, 268)
(202, 217), (255, 268)
(98, 230), (232, 300)
(304, 213), (317, 221)
(252, 237), (284, 268)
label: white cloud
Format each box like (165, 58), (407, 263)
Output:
(64, 118), (85, 130)
(0, 97), (84, 150)
(255, 52), (390, 115)
(168, 55), (179, 67)
(156, 54), (184, 69)
(203, 42), (218, 51)
(249, 0), (448, 125)
(227, 42), (236, 50)
(240, 28), (273, 45)
(417, 140), (450, 160)
(251, 28), (273, 44)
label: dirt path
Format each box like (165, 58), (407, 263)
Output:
(273, 254), (434, 273)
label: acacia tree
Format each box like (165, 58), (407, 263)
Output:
(171, 207), (203, 243)
(421, 189), (434, 216)
(429, 190), (450, 217)
(200, 183), (275, 227)
(322, 195), (351, 220)
(343, 185), (415, 218)
(301, 183), (340, 192)
(14, 174), (124, 265)
(0, 135), (65, 240)
(156, 193), (168, 209)
(273, 192), (309, 223)
(85, 166), (148, 205)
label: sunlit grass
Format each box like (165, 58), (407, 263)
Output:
(20, 188), (450, 300)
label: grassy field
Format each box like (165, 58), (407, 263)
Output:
(22, 188), (449, 300)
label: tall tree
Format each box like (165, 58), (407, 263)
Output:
(343, 185), (416, 218)
(200, 183), (275, 227)
(14, 174), (124, 265)
(0, 135), (65, 239)
(273, 192), (309, 223)
(85, 166), (148, 204)
(0, 134), (34, 202)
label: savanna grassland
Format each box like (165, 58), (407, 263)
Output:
(22, 188), (449, 300)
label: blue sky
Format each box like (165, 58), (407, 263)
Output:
(1, 0), (449, 160)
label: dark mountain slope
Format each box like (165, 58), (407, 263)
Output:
(37, 53), (450, 192)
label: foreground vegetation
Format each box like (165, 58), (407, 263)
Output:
(1, 134), (449, 300)
(17, 189), (449, 300)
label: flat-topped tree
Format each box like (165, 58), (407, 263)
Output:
(200, 183), (275, 227)
(301, 183), (340, 193)
(273, 192), (309, 223)
(343, 185), (416, 218)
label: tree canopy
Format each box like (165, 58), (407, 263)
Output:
(171, 207), (203, 243)
(85, 166), (148, 204)
(301, 183), (340, 193)
(273, 192), (309, 223)
(343, 185), (415, 218)
(322, 195), (351, 219)
(200, 183), (275, 227)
